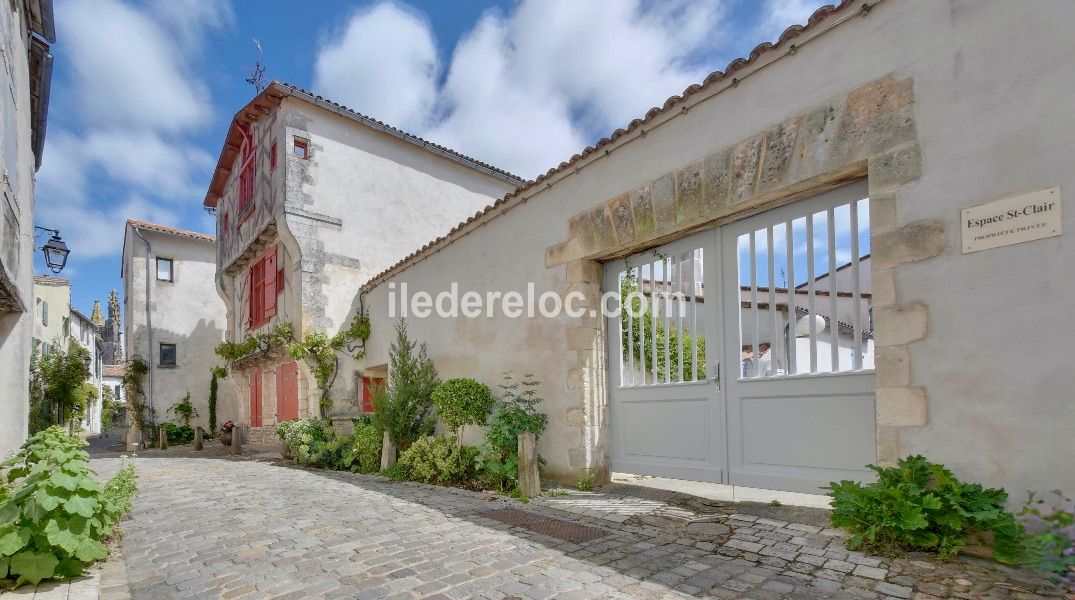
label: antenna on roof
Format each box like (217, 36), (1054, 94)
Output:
(244, 38), (267, 93)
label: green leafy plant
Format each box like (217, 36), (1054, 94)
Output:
(100, 386), (122, 432)
(208, 367), (226, 435)
(576, 475), (595, 492)
(432, 378), (494, 444)
(380, 462), (409, 481)
(0, 427), (137, 587)
(160, 423), (194, 445)
(477, 373), (548, 492)
(121, 358), (151, 437)
(827, 455), (1026, 562)
(1020, 490), (1074, 585)
(287, 314), (371, 417)
(167, 393), (199, 428)
(214, 323), (295, 362)
(27, 343), (92, 434)
(277, 419), (329, 465)
(372, 320), (439, 451)
(396, 435), (478, 485)
(346, 422), (384, 474)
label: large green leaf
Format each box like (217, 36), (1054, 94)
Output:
(44, 519), (83, 554)
(9, 550), (58, 584)
(0, 501), (19, 523)
(55, 557), (83, 578)
(0, 527), (29, 556)
(73, 538), (108, 562)
(32, 487), (64, 512)
(48, 471), (78, 492)
(76, 478), (103, 494)
(62, 494), (97, 519)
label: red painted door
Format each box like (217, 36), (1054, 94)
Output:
(276, 362), (299, 421)
(249, 371), (262, 427)
(361, 377), (384, 413)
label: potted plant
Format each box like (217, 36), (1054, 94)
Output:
(220, 420), (236, 446)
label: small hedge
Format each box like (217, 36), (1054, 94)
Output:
(0, 427), (137, 587)
(827, 455), (1025, 562)
(396, 435), (477, 485)
(160, 423), (194, 445)
(277, 419), (382, 474)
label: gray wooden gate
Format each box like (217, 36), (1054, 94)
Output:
(605, 182), (876, 493)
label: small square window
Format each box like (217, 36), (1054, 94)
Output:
(159, 343), (177, 366)
(293, 139), (309, 159)
(156, 257), (173, 282)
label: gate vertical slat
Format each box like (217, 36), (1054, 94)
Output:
(663, 256), (671, 382)
(625, 267), (634, 385)
(827, 207), (840, 372)
(690, 249), (699, 380)
(651, 259), (659, 385)
(638, 264), (647, 384)
(850, 201), (863, 370)
(749, 232), (759, 377)
(677, 252), (685, 383)
(767, 226), (778, 377)
(786, 220), (796, 375)
(806, 213), (818, 373)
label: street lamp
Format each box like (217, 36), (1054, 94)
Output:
(34, 226), (70, 274)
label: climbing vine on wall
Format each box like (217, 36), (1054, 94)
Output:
(288, 314), (370, 418)
(213, 315), (371, 419)
(121, 357), (151, 435)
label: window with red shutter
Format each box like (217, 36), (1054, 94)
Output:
(237, 125), (256, 217)
(361, 377), (384, 413)
(271, 141), (277, 171)
(249, 371), (262, 427)
(263, 246), (277, 321)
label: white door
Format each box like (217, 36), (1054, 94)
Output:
(605, 231), (725, 483)
(606, 181), (876, 493)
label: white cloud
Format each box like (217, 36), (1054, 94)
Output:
(313, 2), (439, 132)
(146, 0), (234, 53)
(312, 0), (727, 178)
(81, 130), (214, 200)
(58, 0), (212, 132)
(757, 0), (824, 42)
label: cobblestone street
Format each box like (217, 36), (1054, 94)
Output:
(72, 448), (1066, 600)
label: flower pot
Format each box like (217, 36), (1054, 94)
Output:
(221, 430), (233, 446)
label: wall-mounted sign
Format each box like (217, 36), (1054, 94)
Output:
(961, 187), (1061, 253)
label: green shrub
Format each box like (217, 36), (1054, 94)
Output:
(372, 320), (439, 451)
(0, 427), (138, 587)
(167, 393), (199, 428)
(278, 419), (329, 465)
(346, 423), (383, 474)
(432, 378), (494, 440)
(477, 373), (548, 492)
(160, 423), (194, 445)
(827, 455), (1025, 562)
(380, 462), (409, 481)
(1020, 491), (1074, 584)
(397, 436), (478, 485)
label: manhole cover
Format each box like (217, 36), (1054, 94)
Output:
(484, 508), (607, 543)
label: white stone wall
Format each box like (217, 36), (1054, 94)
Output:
(0, 0), (39, 457)
(124, 226), (237, 433)
(358, 0), (1075, 498)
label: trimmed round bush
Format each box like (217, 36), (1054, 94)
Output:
(432, 378), (494, 436)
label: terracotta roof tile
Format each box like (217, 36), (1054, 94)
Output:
(127, 219), (214, 243)
(103, 364), (126, 378)
(361, 0), (860, 291)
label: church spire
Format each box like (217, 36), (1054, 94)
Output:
(90, 300), (104, 326)
(107, 289), (120, 320)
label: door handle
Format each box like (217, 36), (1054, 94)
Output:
(712, 362), (720, 390)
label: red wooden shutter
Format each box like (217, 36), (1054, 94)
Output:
(243, 270), (253, 329)
(361, 377), (384, 413)
(263, 247), (277, 320)
(249, 371), (262, 427)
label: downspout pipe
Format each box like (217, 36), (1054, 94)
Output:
(132, 226), (154, 439)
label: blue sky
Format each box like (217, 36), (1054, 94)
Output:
(34, 0), (826, 318)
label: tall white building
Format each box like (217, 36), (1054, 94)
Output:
(121, 219), (236, 439)
(0, 0), (55, 456)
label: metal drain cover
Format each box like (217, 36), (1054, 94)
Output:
(484, 508), (607, 543)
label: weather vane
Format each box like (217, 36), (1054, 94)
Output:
(244, 38), (266, 93)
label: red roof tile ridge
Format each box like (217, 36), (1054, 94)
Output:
(127, 218), (214, 242)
